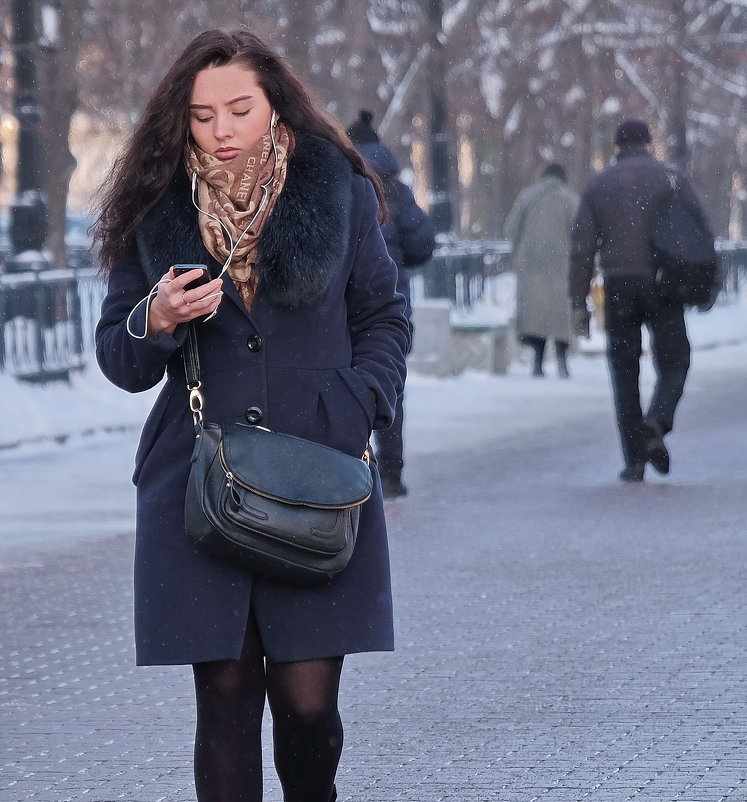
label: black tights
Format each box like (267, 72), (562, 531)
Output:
(192, 615), (343, 802)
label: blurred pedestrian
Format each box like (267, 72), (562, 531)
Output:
(94, 29), (409, 802)
(505, 163), (579, 378)
(347, 109), (436, 498)
(570, 119), (713, 482)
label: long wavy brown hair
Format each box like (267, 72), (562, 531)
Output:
(94, 28), (385, 272)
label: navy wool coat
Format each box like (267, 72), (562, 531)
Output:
(95, 134), (410, 666)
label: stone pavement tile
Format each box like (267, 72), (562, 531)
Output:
(367, 785), (541, 802)
(631, 786), (725, 802)
(530, 790), (644, 802)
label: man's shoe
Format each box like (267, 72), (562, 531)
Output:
(644, 421), (670, 475)
(619, 464), (645, 482)
(381, 475), (408, 498)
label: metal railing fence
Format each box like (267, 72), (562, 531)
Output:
(1, 239), (745, 384)
(715, 239), (747, 297)
(0, 268), (105, 384)
(413, 238), (747, 311)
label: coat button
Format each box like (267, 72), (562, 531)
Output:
(247, 334), (263, 352)
(245, 406), (263, 425)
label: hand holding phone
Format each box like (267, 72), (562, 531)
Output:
(147, 264), (222, 335)
(173, 264), (210, 290)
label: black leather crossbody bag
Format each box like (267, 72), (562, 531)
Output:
(181, 325), (372, 585)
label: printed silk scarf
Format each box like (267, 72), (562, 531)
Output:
(185, 121), (294, 308)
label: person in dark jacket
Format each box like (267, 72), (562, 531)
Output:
(570, 119), (712, 482)
(347, 110), (436, 498)
(94, 31), (409, 802)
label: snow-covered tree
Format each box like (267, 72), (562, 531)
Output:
(0, 0), (743, 243)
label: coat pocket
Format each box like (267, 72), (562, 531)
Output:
(335, 367), (375, 429)
(314, 369), (374, 457)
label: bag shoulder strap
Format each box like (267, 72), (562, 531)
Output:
(182, 323), (204, 426)
(657, 166), (713, 240)
(183, 323), (201, 387)
(651, 167), (680, 233)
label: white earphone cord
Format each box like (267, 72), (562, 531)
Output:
(126, 112), (279, 339)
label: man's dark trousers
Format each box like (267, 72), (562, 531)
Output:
(604, 276), (690, 468)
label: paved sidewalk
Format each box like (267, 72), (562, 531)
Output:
(2, 367), (747, 801)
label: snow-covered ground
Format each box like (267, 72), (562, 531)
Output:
(0, 296), (745, 551)
(1, 296), (746, 457)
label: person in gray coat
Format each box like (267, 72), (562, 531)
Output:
(505, 163), (580, 377)
(570, 119), (712, 482)
(94, 30), (409, 802)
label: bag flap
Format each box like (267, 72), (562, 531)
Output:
(221, 422), (373, 507)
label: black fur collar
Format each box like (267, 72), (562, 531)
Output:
(136, 133), (353, 308)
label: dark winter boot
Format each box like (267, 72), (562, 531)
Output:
(644, 420), (670, 475)
(619, 464), (645, 482)
(380, 473), (408, 499)
(531, 345), (544, 377)
(556, 341), (570, 379)
(522, 336), (546, 377)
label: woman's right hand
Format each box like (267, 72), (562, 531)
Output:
(147, 267), (224, 336)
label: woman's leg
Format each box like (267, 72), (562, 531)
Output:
(522, 335), (546, 376)
(192, 616), (267, 802)
(374, 391), (407, 497)
(555, 340), (570, 378)
(266, 656), (344, 802)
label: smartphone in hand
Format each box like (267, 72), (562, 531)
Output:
(173, 264), (210, 290)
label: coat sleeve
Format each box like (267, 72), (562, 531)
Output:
(346, 176), (411, 431)
(569, 188), (599, 307)
(95, 241), (187, 393)
(395, 182), (436, 268)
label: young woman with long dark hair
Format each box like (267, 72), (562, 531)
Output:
(94, 28), (409, 802)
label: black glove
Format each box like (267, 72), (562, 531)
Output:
(572, 304), (590, 339)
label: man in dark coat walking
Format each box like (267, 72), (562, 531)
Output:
(347, 110), (436, 498)
(569, 119), (713, 482)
